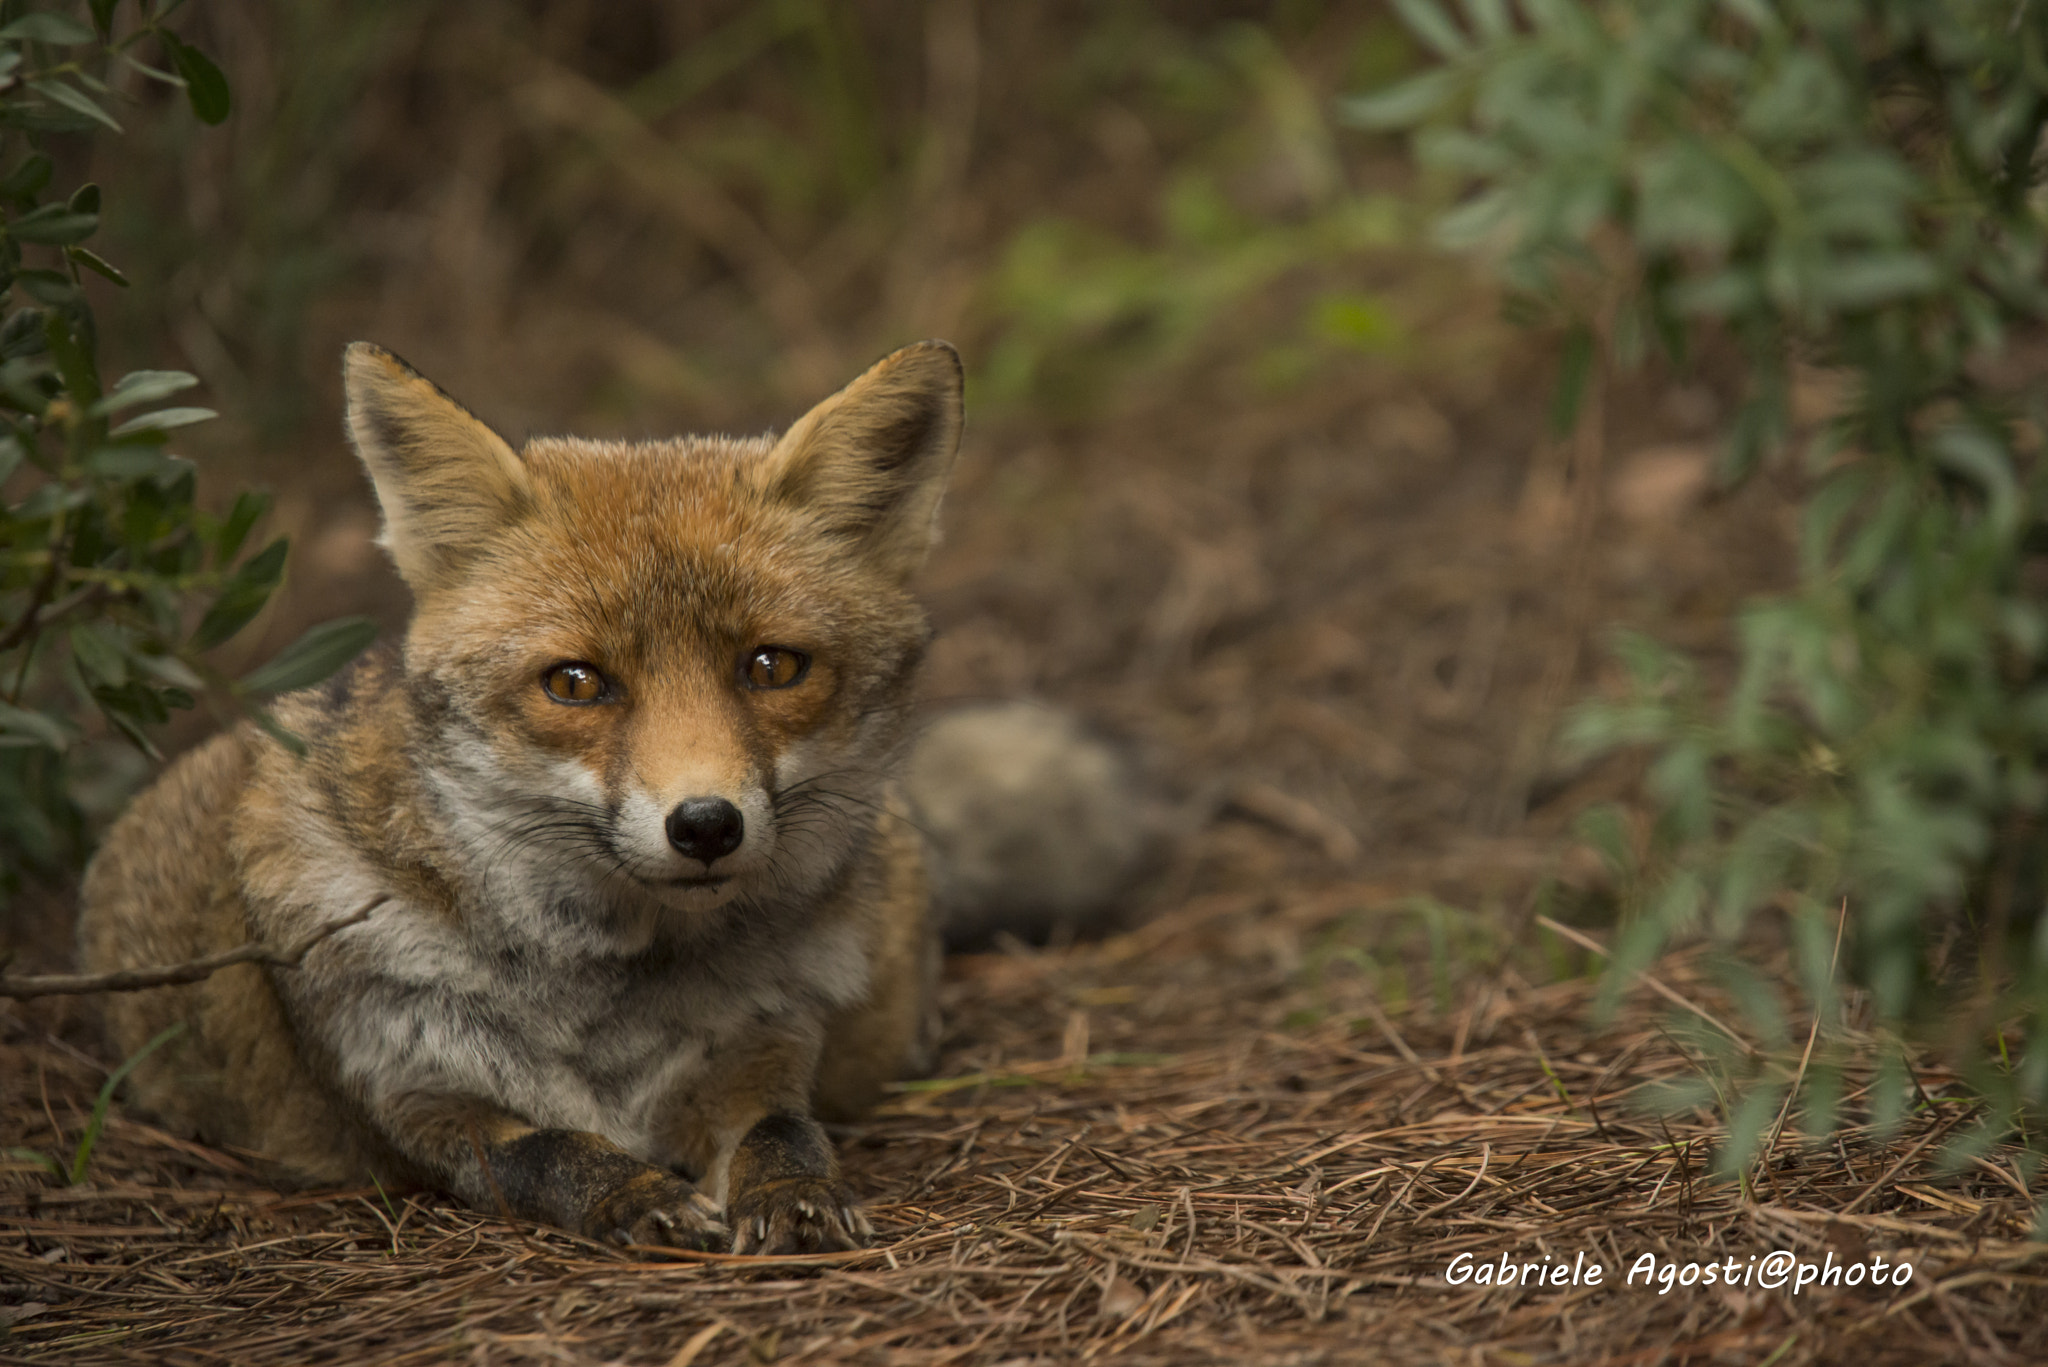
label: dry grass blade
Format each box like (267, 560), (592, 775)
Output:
(1758, 899), (1850, 1179)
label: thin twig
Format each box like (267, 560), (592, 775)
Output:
(1413, 1143), (1490, 1220)
(1842, 1109), (1972, 1216)
(0, 531), (67, 655)
(1535, 914), (1757, 1057)
(0, 896), (387, 999)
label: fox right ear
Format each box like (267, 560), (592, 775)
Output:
(342, 343), (531, 592)
(753, 340), (965, 583)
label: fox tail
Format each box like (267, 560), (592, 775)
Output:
(904, 701), (1161, 950)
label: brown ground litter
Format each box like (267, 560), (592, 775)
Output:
(5, 895), (2046, 1365)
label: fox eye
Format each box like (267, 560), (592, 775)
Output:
(742, 646), (809, 690)
(542, 661), (608, 704)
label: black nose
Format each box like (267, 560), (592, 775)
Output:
(665, 797), (744, 864)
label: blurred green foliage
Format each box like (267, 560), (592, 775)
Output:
(1288, 895), (1501, 1028)
(1359, 0), (2048, 1174)
(979, 19), (1408, 408)
(0, 1), (373, 906)
(89, 3), (1416, 431)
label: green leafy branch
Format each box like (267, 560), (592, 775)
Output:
(0, 2), (374, 899)
(1358, 0), (2048, 1170)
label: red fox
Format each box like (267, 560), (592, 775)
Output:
(75, 341), (1148, 1253)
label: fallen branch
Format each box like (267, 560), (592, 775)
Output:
(0, 896), (387, 1000)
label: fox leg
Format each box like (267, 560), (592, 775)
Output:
(656, 1031), (869, 1255)
(723, 1110), (872, 1255)
(377, 1092), (726, 1248)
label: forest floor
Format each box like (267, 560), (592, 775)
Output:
(4, 909), (2044, 1365)
(6, 343), (2048, 1364)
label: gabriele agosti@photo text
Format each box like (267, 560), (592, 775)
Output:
(1444, 1249), (1916, 1294)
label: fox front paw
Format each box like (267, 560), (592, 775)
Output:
(727, 1176), (872, 1255)
(588, 1169), (728, 1250)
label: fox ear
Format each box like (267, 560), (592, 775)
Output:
(342, 343), (530, 592)
(755, 341), (964, 581)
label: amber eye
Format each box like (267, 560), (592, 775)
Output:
(542, 661), (608, 704)
(742, 646), (810, 690)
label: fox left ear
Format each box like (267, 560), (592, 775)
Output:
(755, 341), (965, 582)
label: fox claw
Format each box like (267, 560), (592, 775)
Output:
(727, 1177), (870, 1255)
(595, 1176), (728, 1251)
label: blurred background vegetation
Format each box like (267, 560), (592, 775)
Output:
(10, 0), (2048, 1183)
(1364, 0), (2048, 1181)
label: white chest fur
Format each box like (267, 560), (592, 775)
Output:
(299, 877), (871, 1165)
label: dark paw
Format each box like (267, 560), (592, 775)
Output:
(727, 1176), (872, 1255)
(590, 1170), (729, 1250)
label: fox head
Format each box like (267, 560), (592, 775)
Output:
(342, 341), (963, 930)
